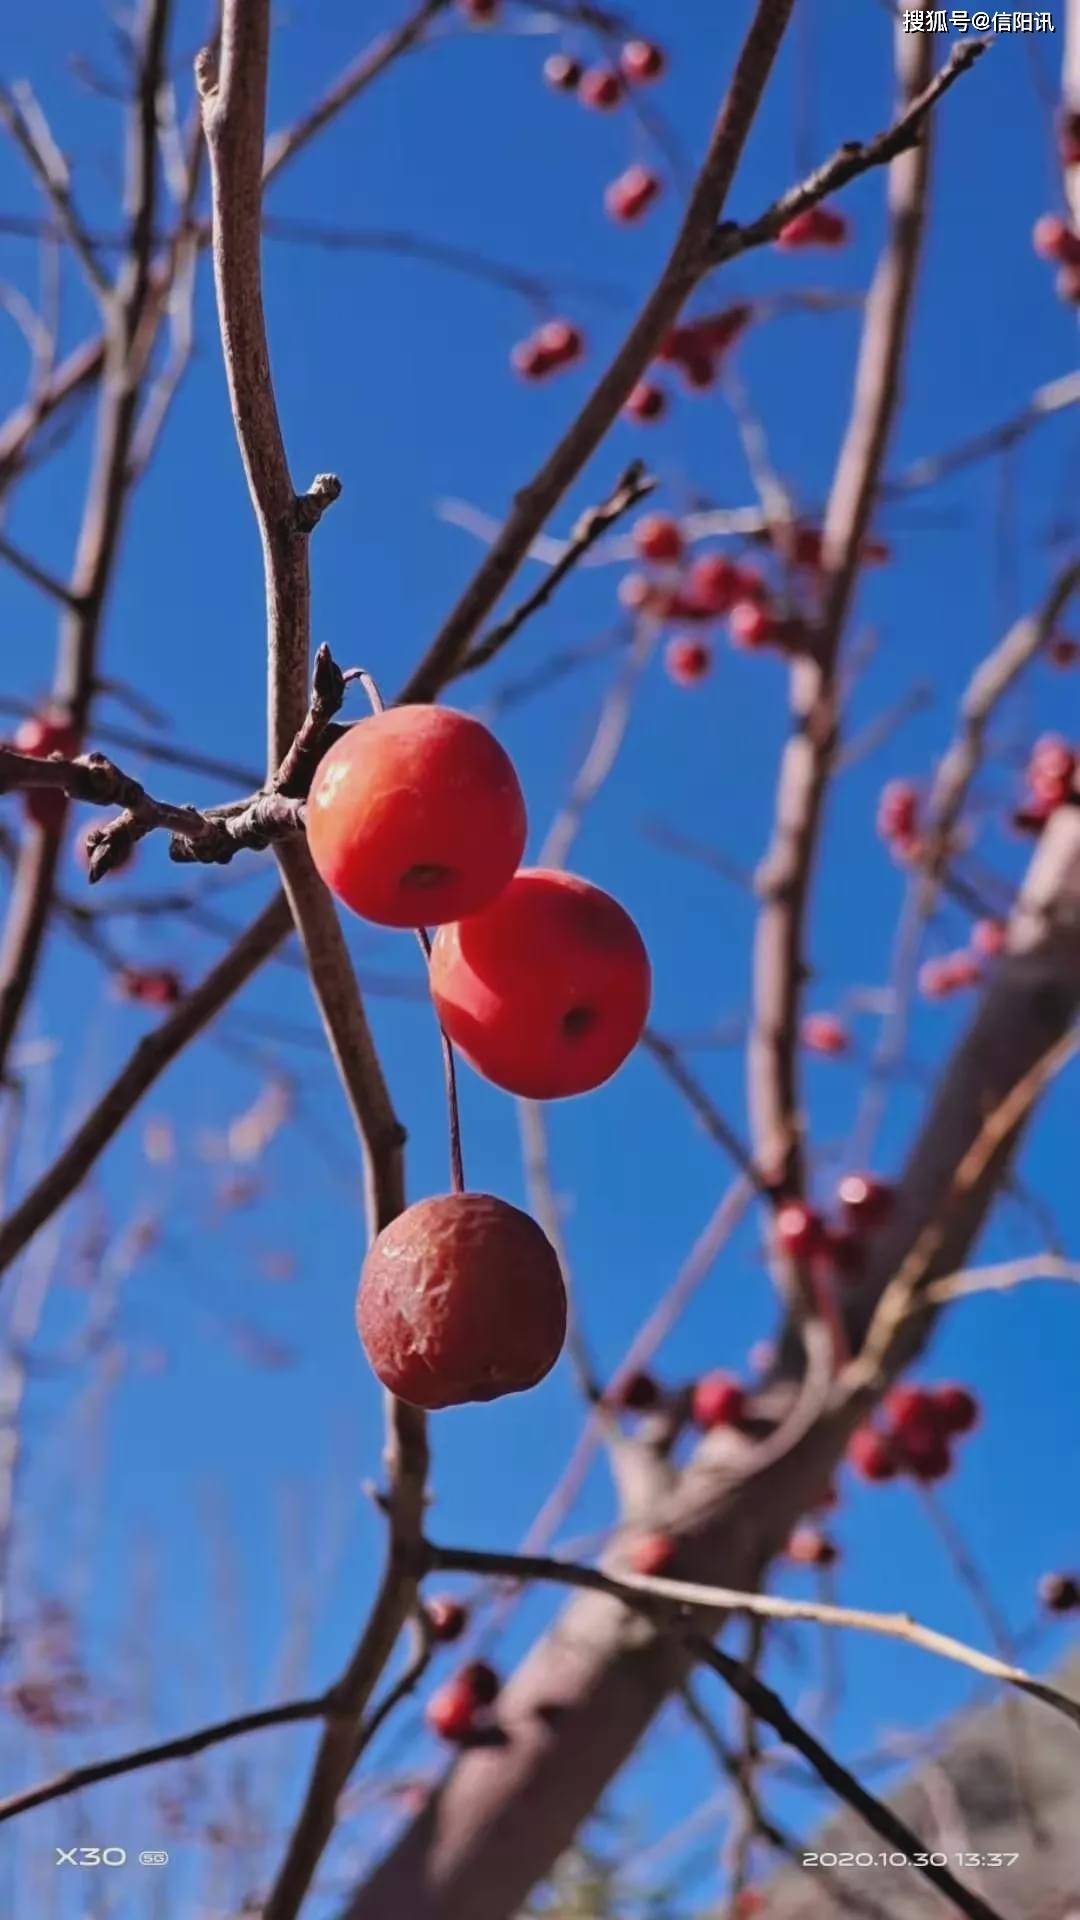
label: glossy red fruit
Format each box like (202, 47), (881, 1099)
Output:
(776, 204), (849, 250)
(13, 710), (78, 831)
(837, 1172), (894, 1228)
(877, 778), (919, 844)
(605, 164), (661, 224)
(685, 553), (740, 617)
(847, 1427), (898, 1483)
(430, 869), (651, 1099)
(665, 637), (712, 687)
(578, 66), (622, 110)
(801, 1013), (849, 1057)
(426, 1677), (478, 1741)
(971, 918), (1006, 958)
(543, 51), (582, 91)
(607, 1368), (661, 1412)
(619, 37), (665, 83)
(691, 1371), (745, 1431)
(633, 513), (683, 564)
(896, 1428), (952, 1483)
(306, 707), (525, 929)
(356, 1193), (566, 1409)
(426, 1596), (468, 1642)
(728, 600), (776, 651)
(1039, 1571), (1080, 1613)
(117, 967), (184, 1008)
(774, 1201), (823, 1261)
(623, 380), (667, 423)
(1032, 214), (1080, 264)
(536, 317), (584, 365)
(630, 1531), (676, 1576)
(934, 1385), (979, 1436)
(786, 1526), (838, 1568)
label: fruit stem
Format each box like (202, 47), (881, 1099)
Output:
(342, 667), (385, 714)
(415, 928), (466, 1195)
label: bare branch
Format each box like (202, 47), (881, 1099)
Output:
(0, 531), (82, 608)
(0, 80), (112, 299)
(923, 1250), (1080, 1306)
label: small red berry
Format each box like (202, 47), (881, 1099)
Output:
(691, 1371), (745, 1431)
(426, 1596), (468, 1643)
(728, 600), (776, 651)
(461, 1659), (500, 1705)
(877, 779), (919, 844)
(685, 552), (740, 617)
(607, 1368), (661, 1412)
(934, 1385), (979, 1436)
(426, 1677), (478, 1741)
(543, 52), (582, 91)
(847, 1427), (898, 1483)
(116, 967), (184, 1008)
(918, 951), (981, 1000)
(971, 918), (1006, 959)
(605, 163), (661, 224)
(306, 707), (526, 928)
(13, 709), (78, 831)
(1049, 635), (1079, 668)
(430, 869), (651, 1099)
(1027, 733), (1075, 807)
(511, 338), (557, 381)
(459, 0), (498, 16)
(1032, 213), (1080, 265)
(776, 204), (849, 250)
(786, 1526), (838, 1568)
(618, 571), (658, 613)
(632, 513), (683, 564)
(665, 637), (712, 687)
(619, 37), (665, 84)
(1039, 1571), (1080, 1613)
(630, 1531), (676, 1577)
(698, 305), (753, 355)
(357, 1193), (566, 1409)
(801, 1013), (849, 1057)
(1056, 264), (1080, 305)
(774, 1201), (824, 1261)
(885, 1384), (941, 1444)
(536, 317), (584, 365)
(623, 380), (667, 423)
(578, 66), (622, 110)
(836, 1172), (894, 1228)
(897, 1429), (953, 1483)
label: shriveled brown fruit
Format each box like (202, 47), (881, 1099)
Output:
(356, 1194), (566, 1409)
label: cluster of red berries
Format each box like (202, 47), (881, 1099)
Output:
(619, 514), (804, 679)
(773, 1173), (894, 1286)
(1013, 733), (1077, 834)
(7, 709), (78, 832)
(877, 777), (920, 864)
(425, 1657), (500, 1742)
(305, 705), (651, 1410)
(511, 317), (584, 382)
(1039, 1571), (1080, 1614)
(848, 1383), (979, 1486)
(542, 37), (665, 106)
(774, 203), (849, 251)
(115, 967), (184, 1009)
(1032, 213), (1080, 307)
(621, 305), (753, 428)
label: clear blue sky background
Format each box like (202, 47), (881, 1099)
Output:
(1, 1), (1078, 1914)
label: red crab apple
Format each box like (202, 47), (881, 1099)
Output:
(578, 65), (621, 109)
(425, 1596), (468, 1642)
(459, 0), (498, 18)
(606, 1368), (660, 1411)
(13, 709), (78, 830)
(896, 1428), (952, 1482)
(691, 1371), (745, 1431)
(847, 1427), (898, 1482)
(728, 599), (777, 650)
(543, 51), (581, 91)
(971, 918), (1006, 958)
(632, 512), (683, 563)
(884, 1384), (941, 1445)
(356, 1193), (566, 1409)
(801, 1012), (849, 1056)
(665, 637), (712, 686)
(426, 1660), (500, 1741)
(305, 706), (526, 928)
(934, 1384), (979, 1435)
(776, 204), (849, 249)
(429, 869), (652, 1099)
(1032, 214), (1080, 265)
(1039, 1571), (1080, 1613)
(619, 37), (665, 83)
(629, 1531), (676, 1576)
(836, 1172), (894, 1228)
(685, 553), (740, 616)
(786, 1526), (838, 1567)
(623, 379), (666, 423)
(774, 1201), (823, 1261)
(605, 163), (661, 223)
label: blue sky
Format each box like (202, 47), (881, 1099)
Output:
(1, 1), (1078, 1913)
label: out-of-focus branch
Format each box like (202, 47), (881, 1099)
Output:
(0, 892), (292, 1282)
(882, 369), (1080, 497)
(0, 81), (112, 299)
(747, 24), (938, 1200)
